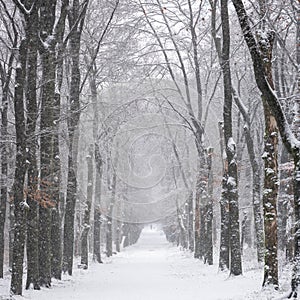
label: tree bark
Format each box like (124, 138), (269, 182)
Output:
(39, 1), (57, 284)
(218, 122), (230, 271)
(51, 2), (68, 278)
(205, 148), (214, 265)
(25, 2), (40, 289)
(88, 62), (103, 263)
(93, 146), (103, 263)
(187, 192), (194, 252)
(220, 0), (242, 276)
(257, 1), (279, 286)
(10, 38), (27, 296)
(80, 146), (93, 268)
(106, 172), (117, 257)
(262, 103), (279, 287)
(194, 172), (201, 259)
(63, 0), (88, 275)
(106, 217), (113, 257)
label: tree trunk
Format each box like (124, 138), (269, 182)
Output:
(106, 217), (113, 257)
(10, 38), (27, 296)
(205, 148), (213, 265)
(210, 0), (241, 273)
(25, 3), (40, 289)
(256, 11), (279, 286)
(106, 145), (118, 257)
(93, 147), (103, 263)
(262, 103), (279, 287)
(218, 122), (230, 271)
(63, 156), (77, 275)
(219, 174), (230, 271)
(0, 95), (8, 280)
(9, 200), (14, 271)
(194, 172), (201, 258)
(38, 1), (60, 287)
(51, 110), (62, 279)
(80, 146), (93, 268)
(63, 0), (88, 275)
(115, 221), (121, 253)
(187, 192), (194, 252)
(51, 107), (62, 279)
(220, 0), (242, 276)
(51, 12), (67, 278)
(89, 63), (103, 263)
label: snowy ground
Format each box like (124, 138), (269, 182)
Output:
(0, 227), (293, 299)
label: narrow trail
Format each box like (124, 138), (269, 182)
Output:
(21, 227), (264, 300)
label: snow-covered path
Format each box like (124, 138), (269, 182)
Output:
(2, 227), (290, 300)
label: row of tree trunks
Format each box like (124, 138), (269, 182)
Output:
(8, 0), (86, 294)
(231, 0), (300, 294)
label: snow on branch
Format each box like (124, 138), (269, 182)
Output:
(12, 0), (35, 15)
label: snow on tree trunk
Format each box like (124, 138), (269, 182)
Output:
(261, 106), (279, 287)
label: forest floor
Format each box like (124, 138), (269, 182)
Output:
(0, 227), (293, 299)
